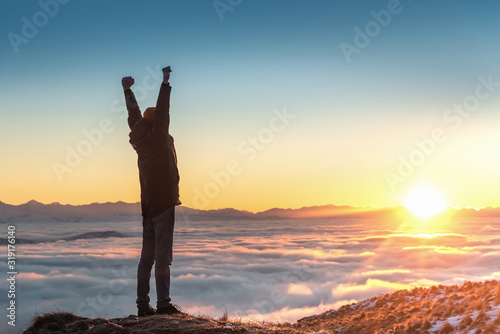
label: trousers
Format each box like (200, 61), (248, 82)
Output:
(136, 206), (175, 308)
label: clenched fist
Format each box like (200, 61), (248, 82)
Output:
(162, 66), (172, 84)
(122, 76), (135, 91)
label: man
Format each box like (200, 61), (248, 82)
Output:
(122, 66), (182, 317)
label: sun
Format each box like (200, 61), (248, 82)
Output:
(404, 187), (448, 218)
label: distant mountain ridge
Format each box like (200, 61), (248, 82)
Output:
(0, 200), (143, 223)
(0, 200), (499, 223)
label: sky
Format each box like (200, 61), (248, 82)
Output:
(2, 0), (500, 211)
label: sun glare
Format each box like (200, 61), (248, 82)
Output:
(404, 187), (448, 218)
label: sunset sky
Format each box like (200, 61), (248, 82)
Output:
(2, 0), (500, 212)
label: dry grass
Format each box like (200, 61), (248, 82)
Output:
(295, 280), (500, 334)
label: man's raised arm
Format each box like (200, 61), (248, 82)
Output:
(152, 67), (172, 137)
(122, 76), (142, 130)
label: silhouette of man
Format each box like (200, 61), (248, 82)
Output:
(122, 66), (181, 317)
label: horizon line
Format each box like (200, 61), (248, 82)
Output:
(0, 199), (490, 213)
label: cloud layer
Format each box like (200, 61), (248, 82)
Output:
(2, 215), (500, 332)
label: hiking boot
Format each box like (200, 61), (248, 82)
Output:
(157, 303), (183, 315)
(137, 303), (156, 317)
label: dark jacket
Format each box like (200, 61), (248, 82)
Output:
(125, 83), (181, 219)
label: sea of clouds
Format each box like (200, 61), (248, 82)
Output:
(2, 214), (500, 333)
